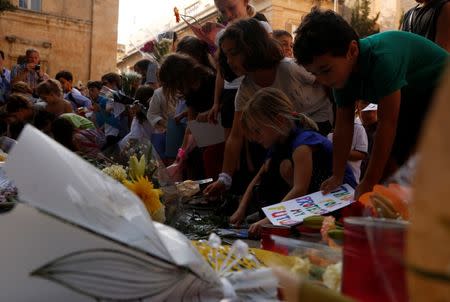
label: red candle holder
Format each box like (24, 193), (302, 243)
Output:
(260, 225), (291, 255)
(342, 217), (408, 302)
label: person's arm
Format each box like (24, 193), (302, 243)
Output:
(348, 150), (367, 161)
(250, 146), (314, 236)
(357, 91), (401, 198)
(321, 105), (355, 193)
(282, 145), (313, 201)
(208, 72), (224, 124)
(64, 100), (74, 113)
(146, 92), (165, 129)
(179, 107), (196, 153)
(435, 2), (450, 52)
(203, 111), (244, 196)
(230, 161), (268, 225)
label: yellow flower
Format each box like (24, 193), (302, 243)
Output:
(123, 176), (165, 222)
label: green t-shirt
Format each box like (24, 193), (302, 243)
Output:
(334, 31), (449, 107)
(60, 113), (95, 130)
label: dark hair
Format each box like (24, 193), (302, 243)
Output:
(101, 72), (122, 90)
(17, 55), (27, 65)
(11, 81), (32, 94)
(87, 80), (103, 90)
(176, 36), (215, 72)
(55, 70), (73, 82)
(219, 18), (283, 72)
(134, 85), (154, 105)
(132, 102), (148, 124)
(293, 8), (359, 65)
(51, 117), (77, 151)
(6, 94), (32, 113)
(0, 50), (4, 60)
(134, 59), (151, 73)
(159, 53), (213, 100)
(34, 110), (56, 130)
(273, 30), (292, 40)
(25, 48), (39, 58)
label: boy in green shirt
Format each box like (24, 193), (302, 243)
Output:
(293, 8), (448, 199)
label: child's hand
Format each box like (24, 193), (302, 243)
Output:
(196, 112), (208, 123)
(207, 103), (220, 124)
(204, 180), (226, 198)
(248, 220), (265, 237)
(229, 208), (246, 226)
(174, 115), (183, 124)
(320, 175), (343, 194)
(355, 179), (375, 200)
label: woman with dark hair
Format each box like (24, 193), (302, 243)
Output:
(204, 18), (333, 197)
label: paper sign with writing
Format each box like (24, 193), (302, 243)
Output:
(262, 184), (355, 226)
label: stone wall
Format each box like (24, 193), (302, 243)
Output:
(0, 0), (118, 84)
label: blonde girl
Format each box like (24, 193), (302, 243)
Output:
(232, 87), (356, 236)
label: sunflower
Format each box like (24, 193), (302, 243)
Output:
(123, 176), (165, 222)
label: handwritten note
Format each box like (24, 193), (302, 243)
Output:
(262, 184), (355, 226)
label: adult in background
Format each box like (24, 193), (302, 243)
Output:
(401, 0), (450, 51)
(11, 48), (49, 91)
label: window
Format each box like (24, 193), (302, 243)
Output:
(19, 0), (42, 11)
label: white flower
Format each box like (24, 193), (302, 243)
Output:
(290, 257), (311, 277)
(102, 165), (127, 182)
(323, 261), (342, 291)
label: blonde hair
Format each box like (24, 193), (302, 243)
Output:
(36, 78), (63, 98)
(241, 87), (318, 138)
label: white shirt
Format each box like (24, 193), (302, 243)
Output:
(328, 118), (368, 183)
(146, 87), (175, 131)
(118, 117), (153, 150)
(235, 58), (333, 123)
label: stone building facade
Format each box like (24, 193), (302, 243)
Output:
(117, 0), (416, 71)
(117, 0), (334, 71)
(0, 0), (119, 84)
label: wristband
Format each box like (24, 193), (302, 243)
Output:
(218, 172), (232, 190)
(177, 148), (186, 160)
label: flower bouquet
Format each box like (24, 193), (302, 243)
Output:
(101, 139), (181, 224)
(140, 38), (173, 63)
(173, 6), (224, 51)
(120, 70), (142, 97)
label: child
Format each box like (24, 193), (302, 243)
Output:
(159, 53), (223, 179)
(273, 30), (294, 58)
(118, 102), (153, 150)
(87, 80), (121, 149)
(293, 8), (448, 198)
(35, 79), (73, 116)
(232, 87), (356, 236)
(204, 18), (333, 197)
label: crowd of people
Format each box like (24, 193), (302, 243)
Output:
(0, 0), (448, 241)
